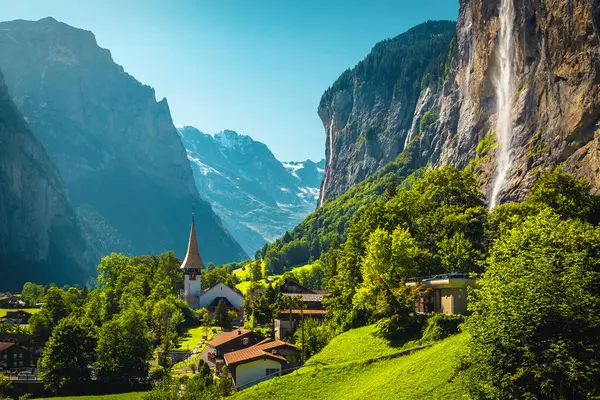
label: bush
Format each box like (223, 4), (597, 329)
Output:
(148, 366), (169, 383)
(374, 315), (423, 341)
(419, 314), (464, 343)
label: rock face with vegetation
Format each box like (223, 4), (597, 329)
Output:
(438, 0), (600, 202)
(318, 20), (456, 203)
(179, 126), (324, 256)
(0, 18), (246, 264)
(0, 69), (94, 289)
(319, 1), (600, 205)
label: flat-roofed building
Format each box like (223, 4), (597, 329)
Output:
(406, 273), (477, 315)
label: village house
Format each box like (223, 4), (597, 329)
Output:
(0, 310), (33, 325)
(0, 342), (35, 371)
(223, 338), (300, 389)
(0, 333), (47, 359)
(275, 278), (327, 340)
(406, 273), (477, 315)
(206, 328), (265, 361)
(0, 296), (25, 308)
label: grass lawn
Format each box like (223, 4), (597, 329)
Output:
(36, 393), (146, 400)
(171, 326), (222, 370)
(308, 324), (411, 365)
(235, 275), (282, 295)
(232, 267), (250, 281)
(231, 333), (468, 400)
(0, 308), (41, 317)
(175, 326), (211, 351)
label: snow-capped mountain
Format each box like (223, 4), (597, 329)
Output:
(178, 126), (324, 256)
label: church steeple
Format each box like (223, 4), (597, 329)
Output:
(180, 212), (205, 270)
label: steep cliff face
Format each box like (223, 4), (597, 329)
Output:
(317, 21), (456, 203)
(0, 69), (94, 289)
(437, 0), (600, 202)
(179, 126), (323, 255)
(0, 18), (246, 263)
(319, 1), (600, 205)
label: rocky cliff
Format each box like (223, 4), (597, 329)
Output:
(179, 126), (323, 255)
(319, 1), (600, 205)
(0, 18), (246, 264)
(317, 20), (456, 203)
(0, 68), (94, 289)
(437, 0), (600, 202)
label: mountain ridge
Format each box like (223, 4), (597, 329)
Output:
(0, 17), (247, 265)
(178, 125), (324, 255)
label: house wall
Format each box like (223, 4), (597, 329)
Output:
(0, 346), (35, 370)
(199, 283), (243, 308)
(234, 358), (282, 389)
(435, 288), (469, 315)
(440, 289), (453, 314)
(452, 288), (468, 315)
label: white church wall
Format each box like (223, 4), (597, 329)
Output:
(199, 282), (243, 308)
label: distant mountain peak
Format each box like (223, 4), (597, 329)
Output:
(179, 125), (324, 255)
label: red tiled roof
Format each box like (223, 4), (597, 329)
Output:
(224, 345), (286, 367)
(254, 339), (298, 352)
(0, 342), (14, 352)
(279, 309), (327, 315)
(207, 329), (261, 348)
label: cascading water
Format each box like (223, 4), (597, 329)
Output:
(489, 0), (516, 209)
(318, 117), (335, 208)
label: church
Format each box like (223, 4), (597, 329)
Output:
(179, 214), (244, 317)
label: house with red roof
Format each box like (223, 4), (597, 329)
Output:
(0, 342), (35, 371)
(206, 328), (265, 360)
(223, 338), (300, 389)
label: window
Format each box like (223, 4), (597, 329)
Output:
(242, 338), (249, 346)
(266, 368), (279, 376)
(189, 273), (196, 280)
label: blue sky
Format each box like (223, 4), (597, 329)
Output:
(2, 0), (459, 161)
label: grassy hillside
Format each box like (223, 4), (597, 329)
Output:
(37, 393), (145, 400)
(232, 333), (468, 400)
(309, 324), (409, 365)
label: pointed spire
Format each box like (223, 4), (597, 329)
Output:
(180, 212), (205, 270)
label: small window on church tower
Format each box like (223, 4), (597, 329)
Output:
(190, 273), (196, 280)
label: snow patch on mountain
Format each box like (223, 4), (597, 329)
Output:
(178, 125), (325, 256)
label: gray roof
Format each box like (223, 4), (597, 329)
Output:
(283, 292), (325, 302)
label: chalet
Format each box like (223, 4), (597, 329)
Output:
(0, 333), (47, 358)
(406, 273), (477, 315)
(223, 338), (300, 389)
(206, 328), (265, 360)
(0, 296), (24, 308)
(0, 310), (33, 325)
(0, 342), (35, 370)
(275, 278), (327, 340)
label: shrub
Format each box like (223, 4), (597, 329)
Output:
(419, 313), (464, 343)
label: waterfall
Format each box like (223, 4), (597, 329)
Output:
(489, 0), (516, 209)
(318, 117), (335, 208)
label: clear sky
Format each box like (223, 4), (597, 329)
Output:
(2, 0), (459, 161)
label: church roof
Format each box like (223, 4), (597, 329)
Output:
(180, 214), (205, 270)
